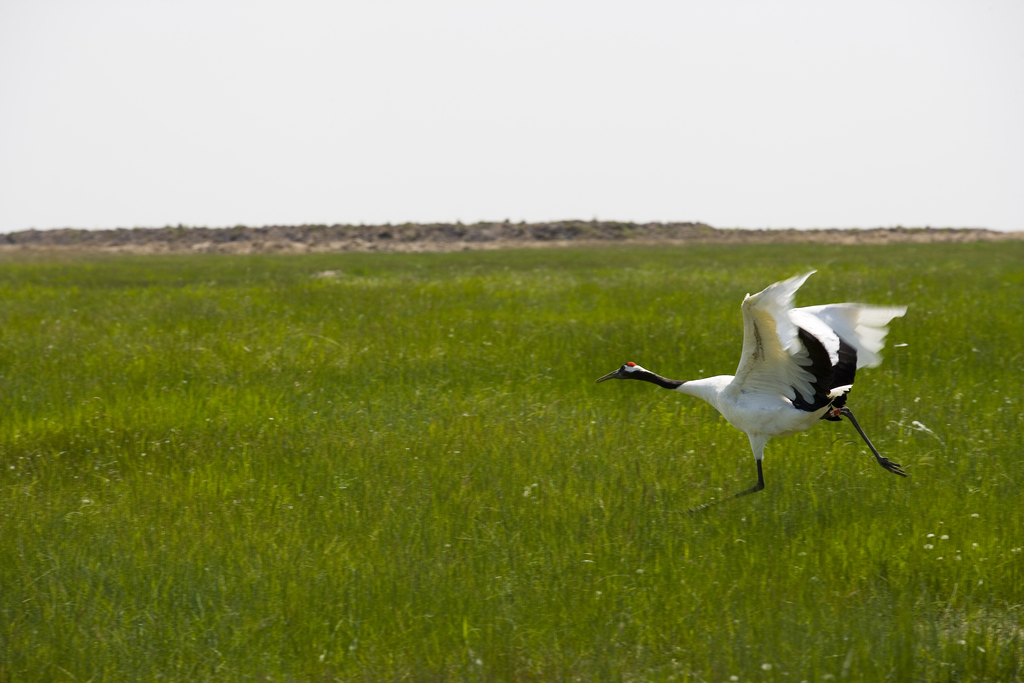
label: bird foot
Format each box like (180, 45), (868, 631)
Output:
(841, 406), (909, 478)
(875, 455), (908, 477)
(685, 477), (765, 515)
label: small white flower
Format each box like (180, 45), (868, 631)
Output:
(761, 663), (773, 671)
(940, 535), (949, 540)
(971, 513), (980, 518)
(924, 544), (934, 550)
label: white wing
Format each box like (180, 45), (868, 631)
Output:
(796, 303), (907, 368)
(731, 272), (820, 403)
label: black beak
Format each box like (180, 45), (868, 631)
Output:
(595, 367), (623, 383)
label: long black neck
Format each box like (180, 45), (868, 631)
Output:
(626, 370), (685, 390)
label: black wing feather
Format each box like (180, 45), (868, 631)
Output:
(822, 337), (858, 418)
(791, 327), (834, 413)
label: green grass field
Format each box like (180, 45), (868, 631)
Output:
(1, 243), (1022, 682)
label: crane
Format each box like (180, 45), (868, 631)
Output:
(595, 271), (907, 508)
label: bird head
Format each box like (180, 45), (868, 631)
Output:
(595, 361), (648, 383)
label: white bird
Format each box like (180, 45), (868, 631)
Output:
(596, 271), (907, 507)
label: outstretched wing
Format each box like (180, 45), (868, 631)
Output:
(794, 303), (907, 369)
(731, 272), (822, 405)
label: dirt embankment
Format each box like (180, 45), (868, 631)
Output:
(1, 221), (1020, 254)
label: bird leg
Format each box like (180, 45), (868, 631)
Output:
(686, 460), (765, 515)
(840, 406), (908, 477)
(733, 459), (765, 497)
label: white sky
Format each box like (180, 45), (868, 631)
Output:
(1, 1), (1022, 232)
